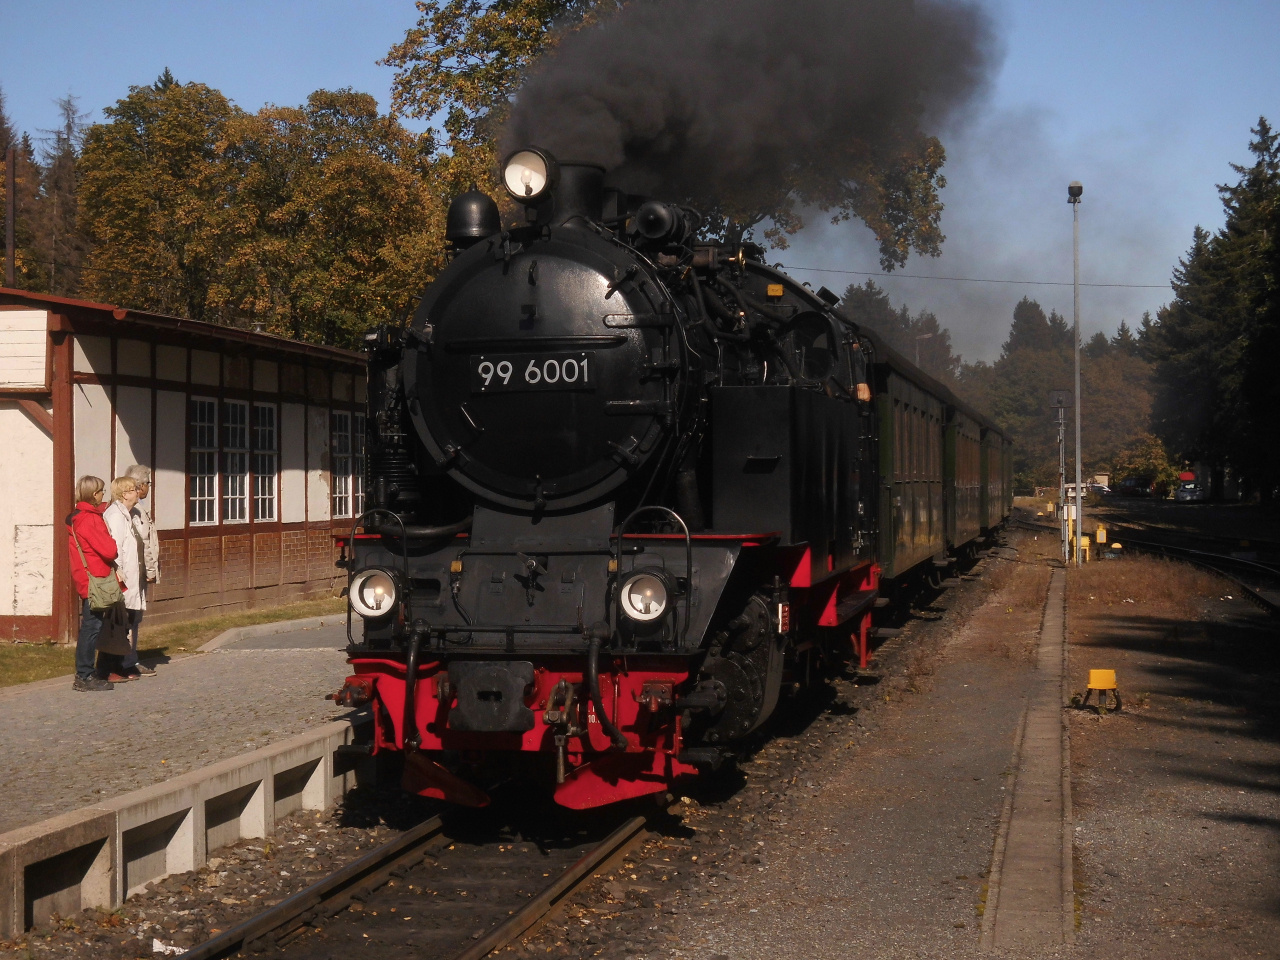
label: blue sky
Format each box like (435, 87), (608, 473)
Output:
(4, 0), (1278, 362)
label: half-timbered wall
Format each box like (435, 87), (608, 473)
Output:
(69, 332), (365, 621)
(0, 292), (366, 640)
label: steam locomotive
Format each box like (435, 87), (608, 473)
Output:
(331, 148), (1011, 809)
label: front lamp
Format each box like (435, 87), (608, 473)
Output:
(502, 148), (558, 203)
(349, 567), (399, 619)
(619, 571), (670, 623)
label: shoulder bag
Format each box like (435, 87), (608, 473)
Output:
(71, 516), (125, 612)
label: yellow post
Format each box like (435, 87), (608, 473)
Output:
(1088, 669), (1117, 690)
(1081, 535), (1091, 562)
(1095, 523), (1107, 545)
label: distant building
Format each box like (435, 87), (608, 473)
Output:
(0, 288), (366, 642)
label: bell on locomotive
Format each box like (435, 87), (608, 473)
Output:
(334, 146), (882, 810)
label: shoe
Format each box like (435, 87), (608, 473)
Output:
(106, 672), (136, 683)
(73, 676), (114, 692)
(134, 664), (157, 677)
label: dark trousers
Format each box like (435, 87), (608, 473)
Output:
(121, 609), (143, 669)
(74, 599), (104, 680)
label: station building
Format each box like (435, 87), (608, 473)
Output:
(0, 288), (366, 643)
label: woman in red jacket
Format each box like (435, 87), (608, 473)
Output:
(67, 475), (120, 691)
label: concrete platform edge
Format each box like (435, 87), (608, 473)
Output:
(199, 615), (347, 651)
(980, 564), (1074, 952)
(0, 712), (372, 938)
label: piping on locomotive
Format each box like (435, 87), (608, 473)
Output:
(330, 148), (1011, 809)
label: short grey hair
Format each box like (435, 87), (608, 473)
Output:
(125, 464), (152, 483)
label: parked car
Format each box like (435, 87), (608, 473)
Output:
(1117, 476), (1155, 497)
(1175, 480), (1208, 503)
(1063, 482), (1110, 499)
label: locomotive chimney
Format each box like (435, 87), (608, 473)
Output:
(539, 162), (605, 227)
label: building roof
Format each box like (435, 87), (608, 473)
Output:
(0, 287), (364, 366)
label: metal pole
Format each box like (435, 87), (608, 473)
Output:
(1071, 187), (1083, 565)
(1059, 409), (1068, 561)
(4, 147), (14, 288)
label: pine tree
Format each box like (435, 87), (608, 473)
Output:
(1083, 331), (1110, 359)
(33, 95), (91, 295)
(838, 280), (961, 382)
(0, 88), (44, 291)
(1235, 117), (1280, 491)
(1149, 119), (1280, 495)
(1002, 297), (1054, 355)
(1111, 319), (1139, 356)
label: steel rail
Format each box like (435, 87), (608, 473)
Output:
(451, 814), (650, 960)
(181, 814), (447, 960)
(1108, 534), (1280, 617)
(1011, 513), (1280, 615)
(181, 811), (650, 960)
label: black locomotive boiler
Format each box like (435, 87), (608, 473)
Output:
(332, 148), (1011, 808)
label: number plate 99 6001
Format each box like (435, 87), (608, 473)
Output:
(470, 353), (595, 393)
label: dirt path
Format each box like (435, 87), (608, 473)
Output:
(1068, 570), (1280, 957)
(520, 535), (1054, 959)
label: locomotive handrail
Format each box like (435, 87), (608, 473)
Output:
(614, 505), (693, 646)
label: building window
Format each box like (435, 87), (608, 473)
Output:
(253, 403), (277, 521)
(189, 398), (218, 524)
(331, 411), (352, 518)
(353, 412), (366, 517)
(222, 400), (249, 522)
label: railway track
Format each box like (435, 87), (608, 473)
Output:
(1012, 511), (1280, 616)
(183, 796), (652, 960)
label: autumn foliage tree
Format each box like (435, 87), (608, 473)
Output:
(78, 72), (242, 321)
(217, 89), (445, 345)
(382, 0), (610, 201)
(77, 73), (442, 346)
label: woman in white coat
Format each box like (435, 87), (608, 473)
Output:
(104, 476), (150, 680)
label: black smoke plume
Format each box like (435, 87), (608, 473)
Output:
(501, 0), (998, 209)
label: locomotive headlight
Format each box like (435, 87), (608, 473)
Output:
(350, 567), (399, 619)
(619, 571), (670, 622)
(502, 148), (557, 203)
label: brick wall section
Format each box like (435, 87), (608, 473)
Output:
(152, 539), (186, 601)
(187, 536), (221, 596)
(222, 534), (252, 591)
(283, 530), (309, 584)
(308, 527), (335, 582)
(254, 532), (281, 587)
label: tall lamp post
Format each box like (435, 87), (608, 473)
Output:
(1050, 389), (1071, 561)
(1069, 181), (1083, 565)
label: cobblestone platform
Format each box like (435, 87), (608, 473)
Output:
(0, 625), (354, 835)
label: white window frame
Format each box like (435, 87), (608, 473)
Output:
(331, 410), (352, 519)
(222, 400), (250, 523)
(189, 397), (218, 525)
(353, 412), (366, 517)
(252, 403), (278, 521)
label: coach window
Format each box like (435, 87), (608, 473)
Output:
(189, 397), (218, 524)
(223, 400), (250, 522)
(252, 403), (278, 521)
(896, 404), (906, 481)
